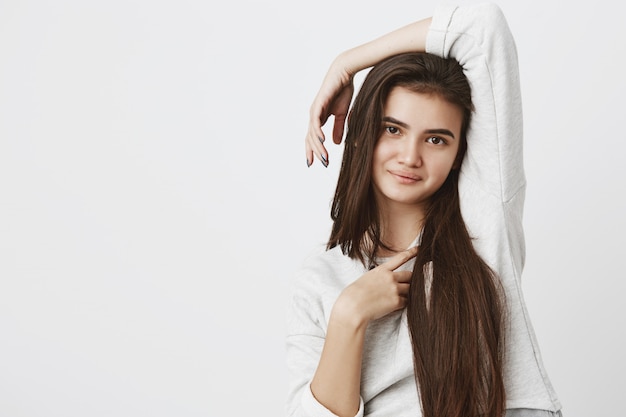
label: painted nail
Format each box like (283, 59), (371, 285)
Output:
(306, 158), (311, 167)
(318, 136), (324, 143)
(321, 154), (327, 163)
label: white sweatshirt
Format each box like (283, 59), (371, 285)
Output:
(286, 3), (562, 416)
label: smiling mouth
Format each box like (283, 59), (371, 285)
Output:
(389, 170), (422, 183)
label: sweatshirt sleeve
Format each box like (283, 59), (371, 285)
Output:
(285, 271), (365, 417)
(427, 2), (525, 202)
(426, 2), (527, 279)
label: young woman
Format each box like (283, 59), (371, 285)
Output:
(287, 3), (562, 417)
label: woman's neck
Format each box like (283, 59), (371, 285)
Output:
(377, 202), (425, 256)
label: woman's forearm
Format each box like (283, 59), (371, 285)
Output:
(309, 303), (368, 417)
(333, 17), (432, 76)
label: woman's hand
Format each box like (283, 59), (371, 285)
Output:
(305, 59), (355, 168)
(332, 247), (418, 328)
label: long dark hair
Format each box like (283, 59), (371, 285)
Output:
(327, 53), (506, 417)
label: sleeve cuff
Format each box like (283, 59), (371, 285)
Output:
(425, 4), (458, 58)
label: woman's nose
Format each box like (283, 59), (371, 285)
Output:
(399, 140), (422, 167)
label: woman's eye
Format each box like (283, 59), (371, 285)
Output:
(385, 126), (400, 135)
(427, 136), (446, 145)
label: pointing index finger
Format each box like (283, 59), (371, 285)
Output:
(384, 246), (419, 271)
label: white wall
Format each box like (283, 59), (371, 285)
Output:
(0, 0), (623, 415)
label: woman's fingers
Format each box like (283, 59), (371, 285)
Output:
(338, 249), (416, 322)
(332, 113), (347, 145)
(383, 246), (419, 271)
(328, 82), (353, 144)
(397, 283), (411, 297)
(305, 97), (330, 167)
(306, 126), (329, 167)
(395, 270), (413, 284)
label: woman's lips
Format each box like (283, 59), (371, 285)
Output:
(389, 170), (422, 184)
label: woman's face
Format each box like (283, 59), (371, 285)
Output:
(372, 86), (463, 213)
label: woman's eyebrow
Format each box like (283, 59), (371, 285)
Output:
(425, 128), (456, 139)
(382, 116), (409, 128)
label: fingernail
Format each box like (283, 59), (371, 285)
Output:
(306, 158), (311, 167)
(318, 136), (324, 143)
(321, 154), (327, 163)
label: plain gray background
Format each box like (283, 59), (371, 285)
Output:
(1, 0), (624, 415)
